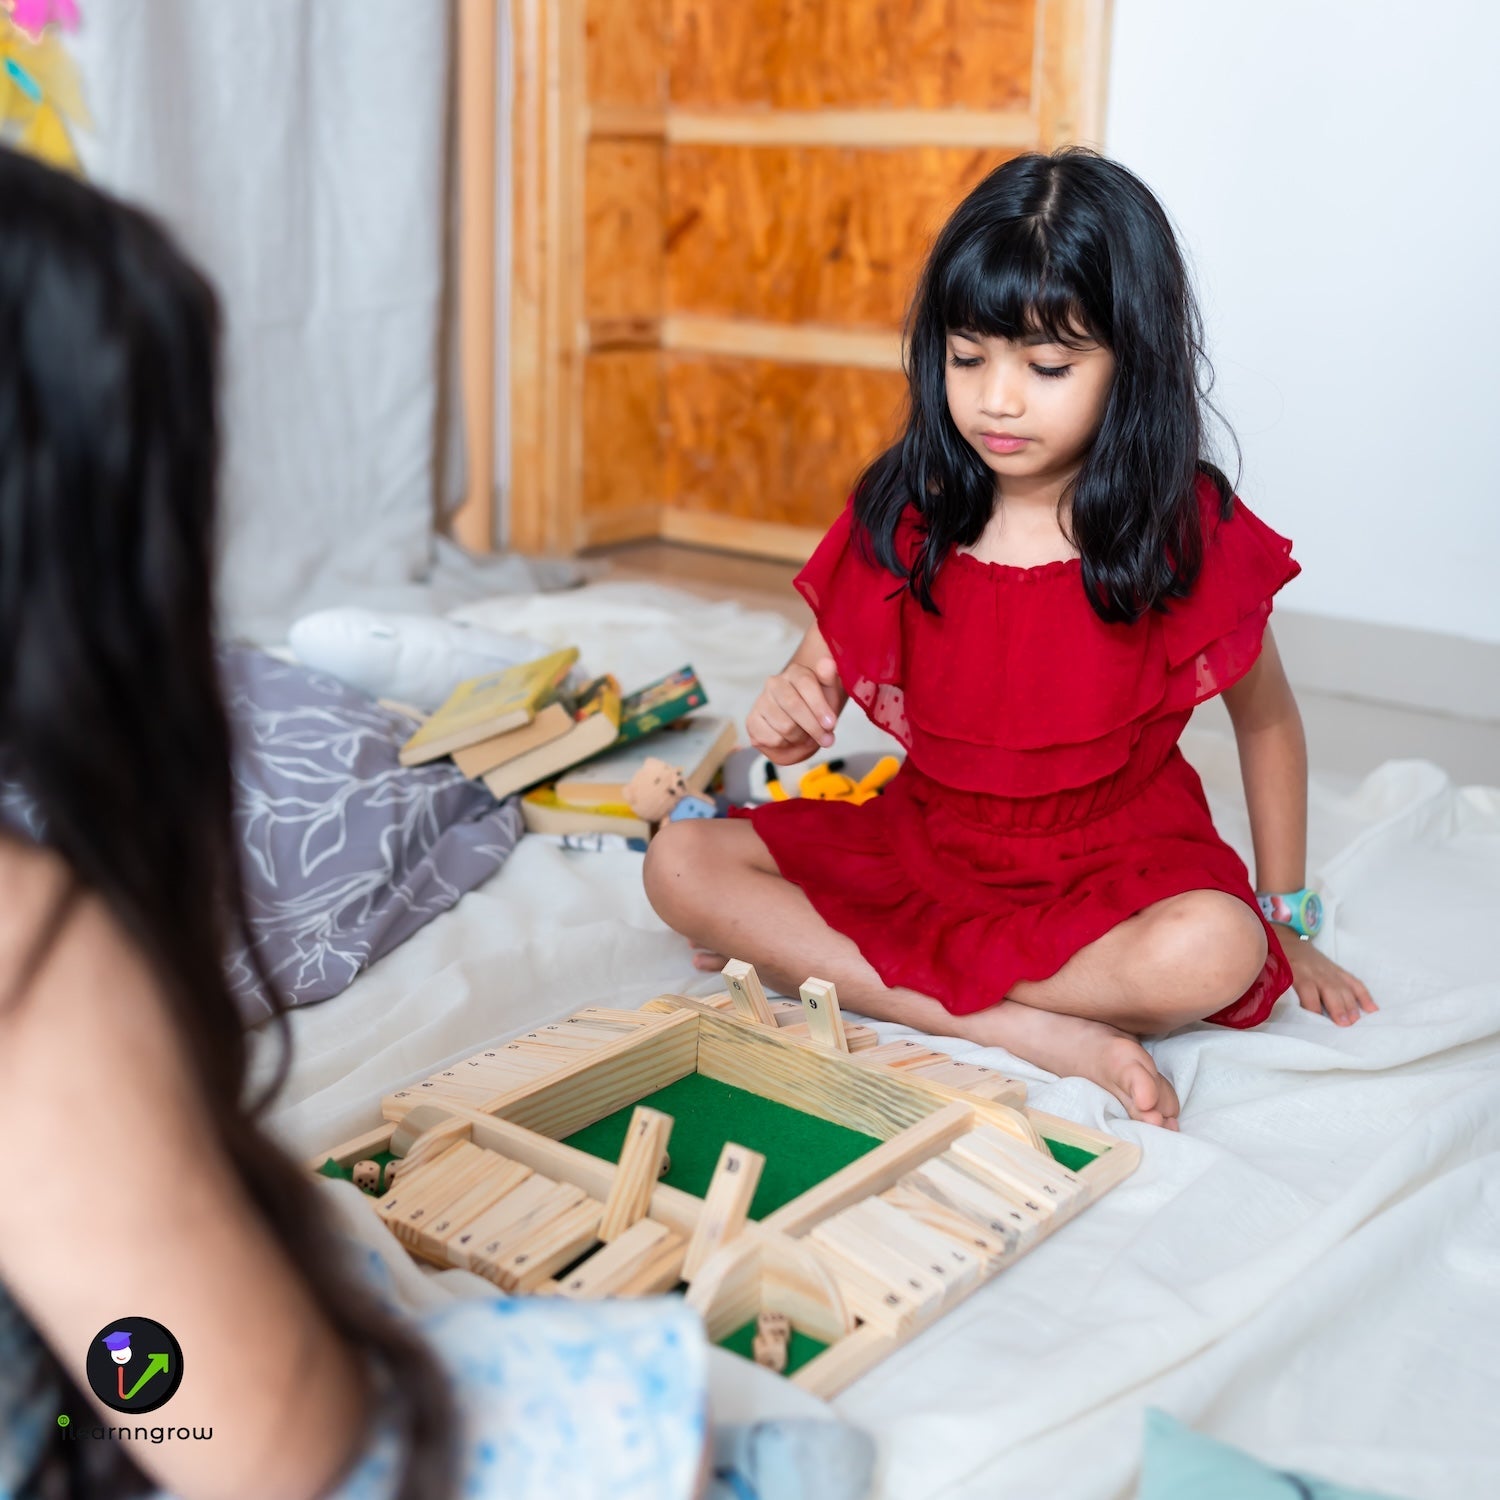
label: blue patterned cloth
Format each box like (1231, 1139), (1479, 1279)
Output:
(0, 1284), (707, 1499)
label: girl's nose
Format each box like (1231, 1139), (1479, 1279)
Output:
(977, 364), (1023, 419)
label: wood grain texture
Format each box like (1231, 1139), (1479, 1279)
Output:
(586, 0), (666, 108)
(585, 140), (664, 320)
(663, 354), (905, 529)
(583, 351), (665, 539)
(669, 0), (1035, 111)
(666, 144), (1012, 328)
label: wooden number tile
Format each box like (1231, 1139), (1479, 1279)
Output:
(456, 1182), (585, 1278)
(576, 1007), (660, 1027)
(808, 1210), (947, 1311)
(805, 1239), (923, 1336)
(722, 959), (777, 1026)
(928, 1156), (1050, 1241)
(377, 1143), (499, 1246)
(777, 1020), (880, 1053)
(965, 1124), (1085, 1198)
(853, 1041), (950, 1070)
(947, 1131), (1082, 1215)
(557, 1219), (684, 1299)
(770, 1000), (805, 1025)
(511, 1026), (615, 1052)
(798, 978), (849, 1053)
(446, 1175), (582, 1270)
(903, 1059), (1013, 1095)
(556, 1017), (641, 1040)
(881, 1182), (1016, 1271)
(683, 1142), (765, 1281)
(839, 1197), (981, 1298)
(599, 1106), (674, 1242)
(483, 1201), (605, 1293)
(903, 1160), (1040, 1248)
(397, 1078), (505, 1109)
(412, 1156), (533, 1261)
(615, 1232), (696, 1297)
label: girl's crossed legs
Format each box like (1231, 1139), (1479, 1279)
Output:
(644, 819), (1270, 1131)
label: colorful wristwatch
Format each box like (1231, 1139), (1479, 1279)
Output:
(1256, 888), (1323, 939)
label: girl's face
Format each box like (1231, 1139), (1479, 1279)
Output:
(944, 328), (1116, 491)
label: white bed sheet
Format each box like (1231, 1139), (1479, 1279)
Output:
(258, 582), (1500, 1500)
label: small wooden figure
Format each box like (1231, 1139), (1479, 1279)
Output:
(352, 1160), (381, 1193)
(753, 1310), (791, 1372)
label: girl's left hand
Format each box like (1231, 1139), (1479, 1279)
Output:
(1277, 930), (1378, 1026)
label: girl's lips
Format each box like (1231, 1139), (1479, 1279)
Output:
(981, 433), (1029, 454)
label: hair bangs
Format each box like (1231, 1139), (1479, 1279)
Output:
(937, 224), (1102, 350)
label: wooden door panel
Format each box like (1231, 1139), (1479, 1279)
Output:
(508, 0), (1111, 558)
(582, 351), (665, 545)
(667, 144), (1017, 328)
(586, 140), (664, 322)
(586, 0), (666, 108)
(662, 356), (907, 534)
(670, 0), (1036, 111)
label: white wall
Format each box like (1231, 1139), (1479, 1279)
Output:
(1106, 1), (1500, 645)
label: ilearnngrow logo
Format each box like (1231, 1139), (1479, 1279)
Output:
(81, 1317), (194, 1419)
(57, 1414), (214, 1445)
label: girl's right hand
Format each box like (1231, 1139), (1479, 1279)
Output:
(747, 656), (843, 765)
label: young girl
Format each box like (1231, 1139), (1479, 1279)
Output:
(646, 149), (1375, 1132)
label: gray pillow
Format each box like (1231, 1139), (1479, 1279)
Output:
(222, 646), (523, 1020)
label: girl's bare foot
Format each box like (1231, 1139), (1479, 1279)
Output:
(964, 1001), (1181, 1130)
(691, 948), (731, 973)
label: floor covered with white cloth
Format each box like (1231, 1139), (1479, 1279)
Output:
(257, 582), (1500, 1500)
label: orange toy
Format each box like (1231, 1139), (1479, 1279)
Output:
(766, 755), (901, 806)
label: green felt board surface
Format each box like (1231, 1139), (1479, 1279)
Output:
(563, 1073), (882, 1220)
(718, 1318), (828, 1375)
(1043, 1138), (1098, 1172)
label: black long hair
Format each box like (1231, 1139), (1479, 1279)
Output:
(854, 147), (1234, 622)
(0, 148), (456, 1496)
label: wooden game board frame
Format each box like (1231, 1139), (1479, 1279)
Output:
(315, 985), (1139, 1398)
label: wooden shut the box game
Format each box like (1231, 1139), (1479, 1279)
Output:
(313, 961), (1139, 1398)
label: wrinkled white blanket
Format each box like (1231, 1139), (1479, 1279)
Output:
(259, 583), (1500, 1500)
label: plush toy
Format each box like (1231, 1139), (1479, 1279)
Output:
(793, 756), (902, 805)
(721, 747), (904, 807)
(667, 794), (722, 822)
(622, 758), (689, 822)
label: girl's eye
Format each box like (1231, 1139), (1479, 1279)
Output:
(948, 355), (983, 368)
(1031, 364), (1072, 379)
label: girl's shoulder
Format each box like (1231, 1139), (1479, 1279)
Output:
(0, 836), (75, 1009)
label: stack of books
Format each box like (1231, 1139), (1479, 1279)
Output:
(398, 656), (737, 841)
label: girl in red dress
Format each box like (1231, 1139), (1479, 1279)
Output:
(644, 149), (1374, 1130)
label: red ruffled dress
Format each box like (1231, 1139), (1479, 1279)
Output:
(749, 477), (1301, 1028)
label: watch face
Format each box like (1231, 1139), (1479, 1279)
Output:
(1301, 891), (1324, 935)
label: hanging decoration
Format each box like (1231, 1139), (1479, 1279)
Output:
(0, 0), (88, 173)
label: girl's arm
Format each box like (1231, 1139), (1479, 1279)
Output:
(746, 622), (849, 764)
(1221, 628), (1376, 1024)
(0, 844), (368, 1500)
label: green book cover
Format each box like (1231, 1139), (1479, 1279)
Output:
(616, 665), (707, 745)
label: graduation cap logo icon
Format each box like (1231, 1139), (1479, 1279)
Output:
(85, 1318), (184, 1413)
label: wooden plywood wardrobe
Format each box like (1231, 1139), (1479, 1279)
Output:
(499, 0), (1112, 562)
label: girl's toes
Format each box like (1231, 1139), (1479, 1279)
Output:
(691, 949), (730, 972)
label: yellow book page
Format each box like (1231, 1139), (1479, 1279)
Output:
(401, 648), (578, 757)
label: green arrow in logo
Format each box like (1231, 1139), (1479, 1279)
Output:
(123, 1353), (170, 1402)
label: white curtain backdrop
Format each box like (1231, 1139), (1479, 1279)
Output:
(69, 0), (453, 637)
